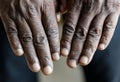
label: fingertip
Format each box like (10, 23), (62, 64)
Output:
(31, 63), (41, 72)
(52, 53), (60, 61)
(43, 66), (53, 75)
(61, 48), (69, 56)
(15, 49), (24, 56)
(79, 56), (89, 66)
(98, 43), (106, 50)
(67, 59), (77, 68)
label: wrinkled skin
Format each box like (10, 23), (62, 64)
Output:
(0, 0), (60, 75)
(61, 0), (120, 68)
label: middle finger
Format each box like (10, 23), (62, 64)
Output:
(67, 3), (99, 68)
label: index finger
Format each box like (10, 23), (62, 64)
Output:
(61, 0), (82, 56)
(42, 0), (60, 61)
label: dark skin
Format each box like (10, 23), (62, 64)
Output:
(61, 0), (120, 68)
(0, 0), (119, 75)
(0, 0), (60, 75)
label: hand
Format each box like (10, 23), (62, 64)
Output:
(0, 0), (60, 75)
(61, 0), (120, 68)
(57, 0), (71, 13)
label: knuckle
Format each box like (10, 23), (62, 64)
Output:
(34, 33), (46, 46)
(27, 4), (38, 18)
(101, 35), (108, 42)
(21, 33), (33, 43)
(46, 29), (58, 38)
(74, 27), (87, 40)
(19, 1), (38, 19)
(89, 27), (102, 37)
(63, 24), (75, 36)
(83, 0), (101, 13)
(113, 3), (120, 9)
(43, 0), (53, 10)
(83, 0), (95, 12)
(62, 24), (75, 43)
(7, 25), (17, 35)
(105, 1), (120, 12)
(105, 22), (114, 30)
(5, 19), (17, 37)
(7, 27), (17, 37)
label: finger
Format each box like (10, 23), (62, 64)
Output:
(1, 15), (24, 56)
(79, 14), (107, 66)
(16, 15), (40, 72)
(24, 6), (53, 75)
(42, 1), (60, 61)
(67, 7), (97, 68)
(28, 20), (53, 75)
(61, 0), (82, 56)
(98, 13), (120, 50)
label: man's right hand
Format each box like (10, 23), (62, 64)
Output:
(0, 0), (60, 75)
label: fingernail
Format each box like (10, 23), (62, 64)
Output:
(32, 63), (40, 72)
(52, 53), (60, 61)
(61, 48), (69, 56)
(68, 59), (77, 68)
(16, 49), (24, 56)
(43, 66), (53, 75)
(80, 56), (89, 65)
(99, 43), (105, 50)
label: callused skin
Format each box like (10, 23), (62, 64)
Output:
(61, 0), (120, 68)
(0, 0), (60, 75)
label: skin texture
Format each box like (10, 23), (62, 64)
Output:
(0, 0), (60, 75)
(61, 0), (120, 68)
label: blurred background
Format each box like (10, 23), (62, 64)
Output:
(39, 57), (85, 82)
(38, 15), (86, 82)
